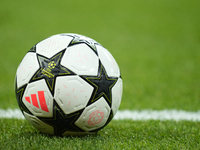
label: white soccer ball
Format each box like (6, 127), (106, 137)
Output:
(15, 33), (123, 136)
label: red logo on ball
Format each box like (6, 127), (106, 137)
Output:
(88, 110), (104, 126)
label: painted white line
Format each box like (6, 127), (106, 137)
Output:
(0, 109), (24, 119)
(1, 109), (200, 121)
(114, 110), (200, 121)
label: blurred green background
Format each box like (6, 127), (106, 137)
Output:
(0, 0), (200, 110)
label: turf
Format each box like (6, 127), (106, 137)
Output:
(0, 0), (200, 110)
(0, 0), (200, 149)
(0, 119), (199, 150)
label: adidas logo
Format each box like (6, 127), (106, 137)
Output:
(25, 91), (49, 112)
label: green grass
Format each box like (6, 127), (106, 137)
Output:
(0, 0), (200, 149)
(0, 119), (200, 150)
(0, 0), (200, 110)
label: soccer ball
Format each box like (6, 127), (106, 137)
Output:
(15, 33), (123, 136)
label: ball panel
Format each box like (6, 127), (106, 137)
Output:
(97, 45), (120, 77)
(16, 52), (39, 89)
(54, 76), (94, 114)
(75, 97), (110, 131)
(111, 78), (123, 116)
(36, 35), (73, 58)
(61, 44), (99, 76)
(22, 79), (53, 117)
(24, 111), (54, 135)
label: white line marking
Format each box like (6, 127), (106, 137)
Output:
(1, 109), (200, 121)
(114, 110), (200, 121)
(0, 109), (24, 119)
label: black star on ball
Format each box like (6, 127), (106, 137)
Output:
(81, 64), (118, 106)
(67, 34), (101, 55)
(30, 50), (73, 94)
(38, 103), (84, 135)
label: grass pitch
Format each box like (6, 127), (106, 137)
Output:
(0, 119), (200, 150)
(0, 0), (200, 149)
